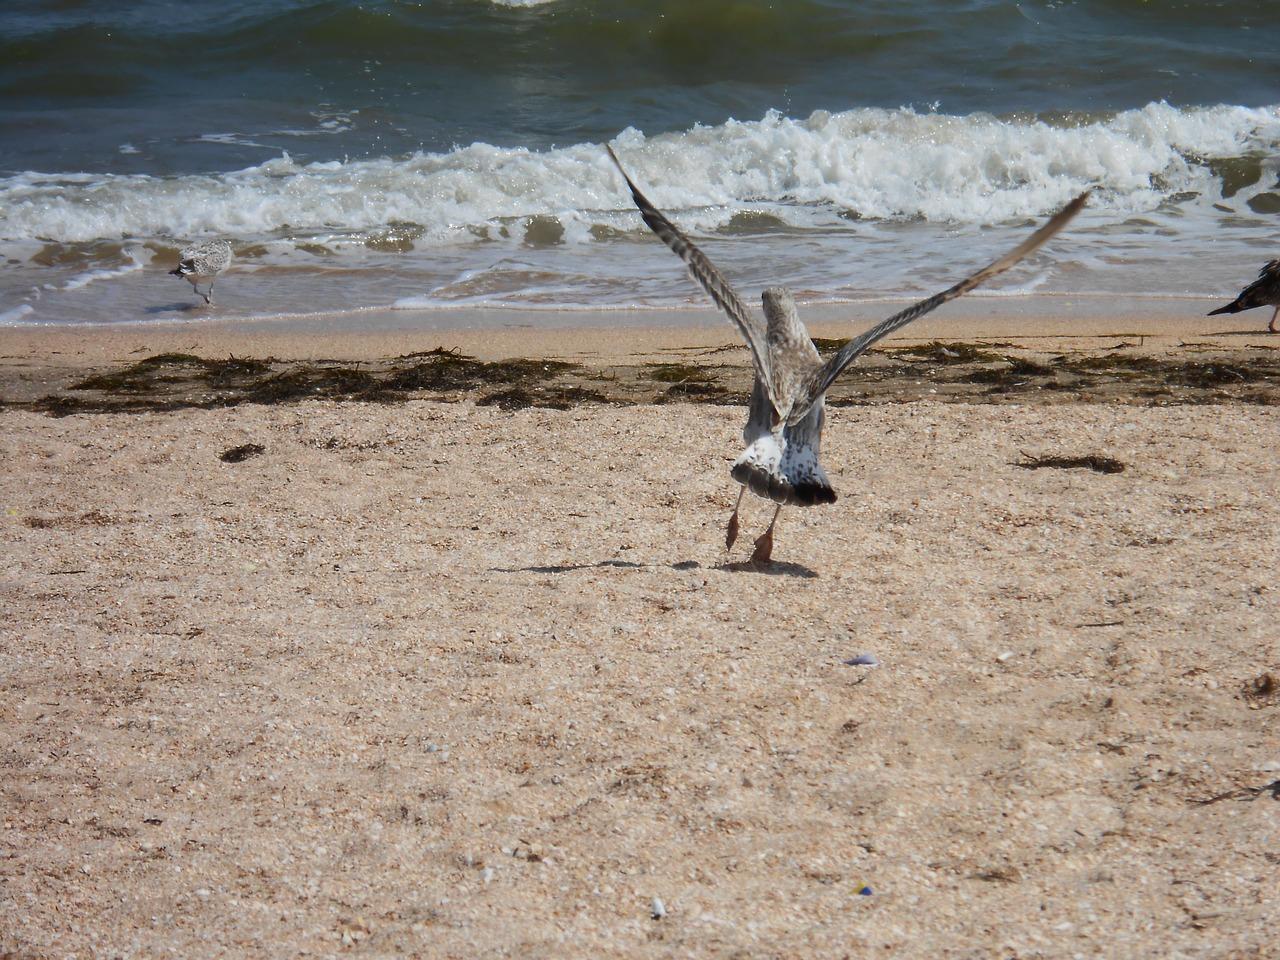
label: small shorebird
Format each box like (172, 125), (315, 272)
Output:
(1208, 260), (1280, 333)
(170, 239), (233, 305)
(606, 145), (1088, 562)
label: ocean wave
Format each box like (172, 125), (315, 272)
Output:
(60, 247), (150, 290)
(1, 102), (1276, 248)
(0, 303), (36, 325)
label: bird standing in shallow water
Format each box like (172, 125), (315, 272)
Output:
(606, 145), (1089, 563)
(1208, 260), (1280, 333)
(170, 239), (233, 305)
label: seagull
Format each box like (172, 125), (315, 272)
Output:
(170, 239), (233, 305)
(1208, 260), (1280, 333)
(606, 145), (1089, 562)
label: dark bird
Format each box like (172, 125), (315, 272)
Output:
(607, 145), (1088, 563)
(1208, 260), (1280, 333)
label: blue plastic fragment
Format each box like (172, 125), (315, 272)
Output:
(859, 886), (873, 896)
(843, 653), (879, 666)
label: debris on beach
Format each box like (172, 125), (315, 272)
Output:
(219, 442), (265, 463)
(13, 341), (1280, 417)
(1243, 672), (1277, 708)
(1016, 453), (1126, 474)
(843, 653), (879, 666)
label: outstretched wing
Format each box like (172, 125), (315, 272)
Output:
(606, 146), (776, 403)
(794, 191), (1091, 420)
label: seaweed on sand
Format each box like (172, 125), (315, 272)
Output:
(220, 443), (266, 463)
(247, 367), (384, 403)
(476, 385), (610, 411)
(71, 353), (273, 393)
(809, 337), (850, 356)
(72, 353), (205, 392)
(644, 362), (718, 384)
(887, 341), (1005, 364)
(386, 348), (578, 392)
(1064, 355), (1168, 376)
(656, 381), (730, 403)
(957, 358), (1054, 384)
(1016, 453), (1126, 475)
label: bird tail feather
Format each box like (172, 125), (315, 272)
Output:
(730, 435), (836, 507)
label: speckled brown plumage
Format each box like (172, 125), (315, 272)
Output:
(170, 239), (233, 305)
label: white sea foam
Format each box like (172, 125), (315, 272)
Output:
(3, 102), (1278, 324)
(272, 109), (358, 138)
(0, 303), (35, 325)
(61, 247), (149, 290)
(2, 102), (1274, 245)
(194, 133), (268, 148)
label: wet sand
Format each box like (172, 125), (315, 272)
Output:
(2, 309), (1277, 958)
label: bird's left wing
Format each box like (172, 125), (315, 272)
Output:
(607, 146), (776, 403)
(793, 191), (1090, 420)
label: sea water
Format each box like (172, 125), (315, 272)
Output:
(1, 0), (1276, 327)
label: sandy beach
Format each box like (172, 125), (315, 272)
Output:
(2, 309), (1277, 958)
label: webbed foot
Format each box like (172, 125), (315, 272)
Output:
(749, 525), (773, 563)
(749, 503), (782, 564)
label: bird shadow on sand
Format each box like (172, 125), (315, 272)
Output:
(145, 302), (206, 315)
(716, 559), (819, 579)
(493, 557), (818, 579)
(492, 559), (697, 575)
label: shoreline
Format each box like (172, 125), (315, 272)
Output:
(0, 293), (1254, 349)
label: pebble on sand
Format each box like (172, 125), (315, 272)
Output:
(843, 653), (879, 666)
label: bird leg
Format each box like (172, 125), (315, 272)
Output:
(726, 486), (745, 551)
(1270, 305), (1278, 333)
(204, 281), (214, 305)
(750, 504), (782, 564)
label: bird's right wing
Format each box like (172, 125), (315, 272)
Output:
(606, 146), (776, 403)
(1256, 259), (1280, 284)
(1228, 258), (1280, 310)
(794, 191), (1090, 419)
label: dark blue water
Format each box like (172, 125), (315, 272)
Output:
(3, 0), (1275, 175)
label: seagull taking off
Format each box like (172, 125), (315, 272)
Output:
(606, 145), (1088, 563)
(170, 239), (233, 305)
(1208, 260), (1280, 333)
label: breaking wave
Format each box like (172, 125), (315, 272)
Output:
(2, 103), (1276, 248)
